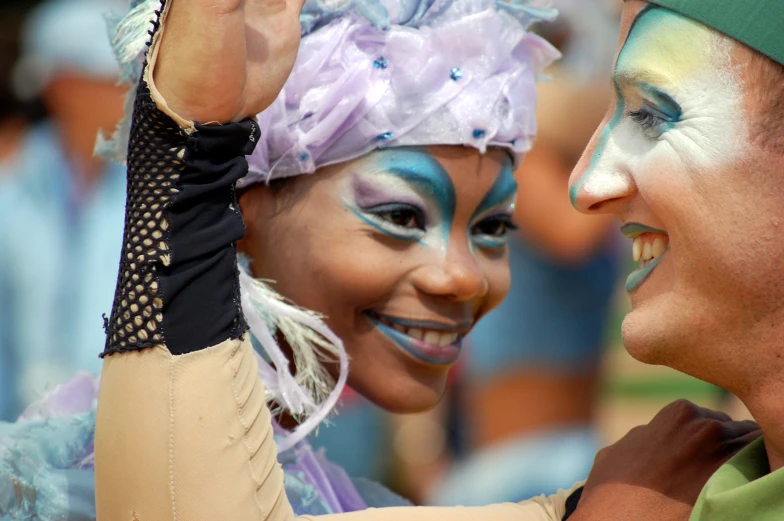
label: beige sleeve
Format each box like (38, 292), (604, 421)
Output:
(95, 336), (580, 521)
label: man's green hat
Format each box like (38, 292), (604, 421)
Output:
(646, 0), (784, 65)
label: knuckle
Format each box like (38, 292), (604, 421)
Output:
(693, 417), (724, 441)
(659, 399), (699, 423)
(594, 446), (611, 464)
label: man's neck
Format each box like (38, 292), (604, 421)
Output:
(739, 380), (784, 472)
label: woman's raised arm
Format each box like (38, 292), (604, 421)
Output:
(93, 1), (575, 520)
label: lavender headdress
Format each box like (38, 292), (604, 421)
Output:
(104, 0), (559, 452)
(242, 0), (559, 185)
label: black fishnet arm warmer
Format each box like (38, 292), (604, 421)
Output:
(102, 80), (260, 357)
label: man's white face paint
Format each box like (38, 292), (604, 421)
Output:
(570, 5), (748, 292)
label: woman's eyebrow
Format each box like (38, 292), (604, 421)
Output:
(375, 150), (456, 219)
(472, 159), (517, 220)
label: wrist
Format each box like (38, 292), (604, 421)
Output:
(571, 487), (691, 521)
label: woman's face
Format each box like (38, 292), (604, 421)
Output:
(239, 145), (515, 412)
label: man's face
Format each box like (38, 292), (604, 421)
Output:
(569, 1), (784, 388)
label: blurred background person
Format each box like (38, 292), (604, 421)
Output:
(0, 3), (35, 167)
(0, 0), (127, 420)
(430, 0), (624, 505)
(0, 0), (42, 422)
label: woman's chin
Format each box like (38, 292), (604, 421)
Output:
(349, 372), (448, 414)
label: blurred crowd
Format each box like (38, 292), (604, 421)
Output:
(0, 0), (627, 506)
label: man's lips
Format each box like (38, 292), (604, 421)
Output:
(621, 223), (670, 293)
(365, 311), (469, 365)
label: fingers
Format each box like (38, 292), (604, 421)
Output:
(692, 404), (733, 423)
(655, 399), (733, 425)
(721, 419), (761, 439)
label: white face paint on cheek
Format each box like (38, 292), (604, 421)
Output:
(655, 47), (747, 178)
(572, 7), (750, 204)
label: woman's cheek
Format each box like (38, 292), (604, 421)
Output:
(478, 252), (512, 316)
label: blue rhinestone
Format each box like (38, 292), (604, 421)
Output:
(473, 129), (486, 139)
(373, 57), (388, 69)
(298, 153), (309, 162)
(450, 67), (463, 81)
(376, 132), (394, 141)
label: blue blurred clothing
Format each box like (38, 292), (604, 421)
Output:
(467, 234), (619, 377)
(431, 427), (598, 506)
(0, 122), (125, 419)
(439, 234), (619, 506)
(0, 374), (409, 521)
(308, 395), (393, 483)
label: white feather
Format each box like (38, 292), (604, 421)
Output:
(239, 266), (349, 452)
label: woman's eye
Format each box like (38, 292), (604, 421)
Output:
(379, 208), (422, 230)
(471, 216), (518, 248)
(474, 220), (507, 237)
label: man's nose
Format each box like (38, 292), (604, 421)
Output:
(569, 121), (637, 215)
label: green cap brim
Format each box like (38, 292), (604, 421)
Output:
(646, 0), (784, 65)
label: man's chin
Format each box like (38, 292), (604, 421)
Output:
(620, 304), (672, 366)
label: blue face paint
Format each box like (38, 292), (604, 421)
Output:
(469, 156), (518, 250)
(570, 4), (661, 206)
(621, 223), (670, 292)
(366, 311), (463, 365)
(345, 148), (518, 254)
(620, 222), (668, 238)
(625, 82), (683, 139)
(346, 148), (456, 249)
(345, 204), (427, 244)
(636, 83), (682, 122)
(570, 82), (627, 206)
(472, 156), (517, 218)
(626, 253), (666, 292)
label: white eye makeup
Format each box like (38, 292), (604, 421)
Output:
(343, 148), (518, 252)
(467, 156), (518, 251)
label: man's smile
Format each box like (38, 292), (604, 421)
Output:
(622, 223), (670, 292)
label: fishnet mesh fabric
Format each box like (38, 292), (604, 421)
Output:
(103, 81), (185, 355)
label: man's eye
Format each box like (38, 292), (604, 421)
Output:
(629, 108), (665, 130)
(628, 102), (677, 139)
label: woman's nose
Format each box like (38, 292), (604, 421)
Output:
(413, 249), (489, 303)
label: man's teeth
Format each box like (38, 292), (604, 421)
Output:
(380, 318), (460, 346)
(632, 236), (667, 263)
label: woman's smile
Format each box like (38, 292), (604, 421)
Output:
(365, 310), (468, 365)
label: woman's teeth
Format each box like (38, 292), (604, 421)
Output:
(632, 234), (668, 267)
(377, 317), (460, 346)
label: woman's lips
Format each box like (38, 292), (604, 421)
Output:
(365, 311), (467, 365)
